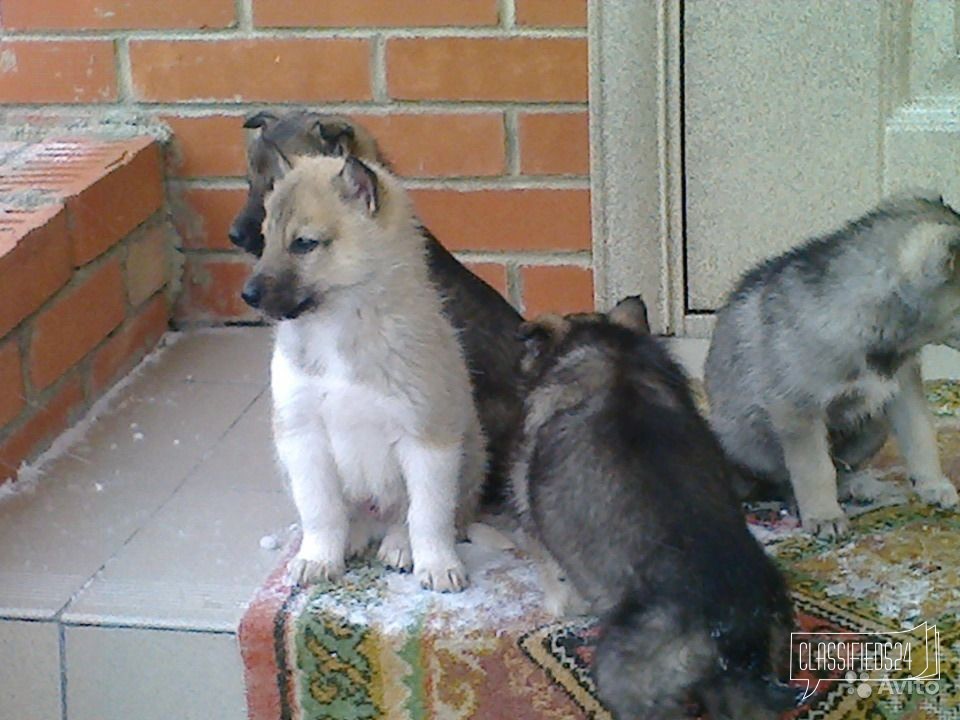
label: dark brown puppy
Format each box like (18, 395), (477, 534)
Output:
(230, 110), (523, 506)
(511, 297), (797, 720)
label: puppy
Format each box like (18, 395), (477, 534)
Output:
(230, 110), (523, 508)
(511, 298), (795, 720)
(243, 154), (485, 592)
(705, 195), (960, 538)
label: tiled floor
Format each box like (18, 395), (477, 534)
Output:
(0, 327), (295, 720)
(2, 327), (958, 720)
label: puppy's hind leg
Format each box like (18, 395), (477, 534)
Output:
(278, 433), (350, 586)
(397, 435), (468, 592)
(774, 413), (848, 538)
(519, 531), (588, 617)
(889, 362), (959, 508)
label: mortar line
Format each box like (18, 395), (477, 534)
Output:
(114, 37), (134, 103)
(499, 0), (517, 29)
(236, 0), (253, 32)
(453, 250), (592, 266)
(2, 27), (586, 41)
(0, 101), (588, 117)
(506, 262), (523, 311)
(371, 34), (388, 103)
(59, 622), (68, 720)
(504, 109), (520, 175)
(170, 176), (589, 191)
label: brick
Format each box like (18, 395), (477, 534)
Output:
(521, 265), (594, 316)
(409, 189), (591, 252)
(173, 188), (246, 251)
(91, 294), (168, 394)
(254, 0), (497, 27)
(29, 260), (126, 391)
(68, 140), (164, 266)
(178, 258), (257, 322)
(125, 223), (170, 307)
(519, 112), (590, 176)
(0, 376), (84, 482)
(464, 262), (508, 297)
(2, 0), (235, 30)
(0, 341), (24, 429)
(130, 39), (370, 103)
(0, 205), (73, 337)
(515, 0), (587, 27)
(0, 137), (148, 196)
(163, 115), (247, 178)
(359, 114), (505, 178)
(0, 41), (117, 103)
(387, 38), (587, 102)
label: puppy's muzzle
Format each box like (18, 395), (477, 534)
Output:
(241, 276), (264, 309)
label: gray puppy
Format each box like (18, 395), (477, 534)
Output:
(511, 299), (795, 720)
(706, 195), (960, 538)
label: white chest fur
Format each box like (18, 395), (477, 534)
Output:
(270, 334), (409, 513)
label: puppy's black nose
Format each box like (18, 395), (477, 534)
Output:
(228, 225), (244, 248)
(241, 277), (263, 309)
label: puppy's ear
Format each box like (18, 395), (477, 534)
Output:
(517, 315), (567, 369)
(310, 118), (356, 157)
(243, 110), (279, 130)
(334, 156), (379, 215)
(899, 223), (960, 284)
(272, 146), (294, 181)
(609, 295), (650, 334)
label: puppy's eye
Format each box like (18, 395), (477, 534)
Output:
(290, 237), (322, 254)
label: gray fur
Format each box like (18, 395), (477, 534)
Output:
(706, 196), (960, 538)
(511, 300), (795, 719)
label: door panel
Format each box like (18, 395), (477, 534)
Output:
(682, 0), (884, 311)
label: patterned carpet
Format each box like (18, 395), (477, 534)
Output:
(239, 382), (960, 720)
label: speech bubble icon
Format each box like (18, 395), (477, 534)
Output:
(797, 678), (823, 703)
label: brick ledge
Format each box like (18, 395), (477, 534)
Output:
(0, 136), (176, 486)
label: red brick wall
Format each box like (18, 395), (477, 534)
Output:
(0, 139), (173, 484)
(0, 0), (592, 322)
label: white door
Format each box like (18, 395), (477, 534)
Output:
(591, 0), (960, 337)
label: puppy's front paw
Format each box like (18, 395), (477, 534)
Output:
(802, 511), (850, 540)
(913, 476), (959, 508)
(287, 554), (345, 587)
(415, 556), (468, 593)
(838, 468), (903, 503)
(377, 533), (413, 572)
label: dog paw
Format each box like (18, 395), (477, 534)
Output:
(377, 533), (413, 572)
(415, 556), (468, 593)
(802, 512), (850, 540)
(287, 554), (345, 587)
(346, 523), (376, 559)
(838, 468), (903, 503)
(913, 476), (959, 508)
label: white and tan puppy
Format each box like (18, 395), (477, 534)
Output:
(242, 155), (485, 592)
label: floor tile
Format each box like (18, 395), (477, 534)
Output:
(0, 364), (261, 620)
(185, 392), (286, 495)
(63, 481), (295, 632)
(65, 625), (246, 720)
(0, 619), (61, 720)
(155, 327), (273, 386)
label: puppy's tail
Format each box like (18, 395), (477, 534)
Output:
(593, 598), (799, 720)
